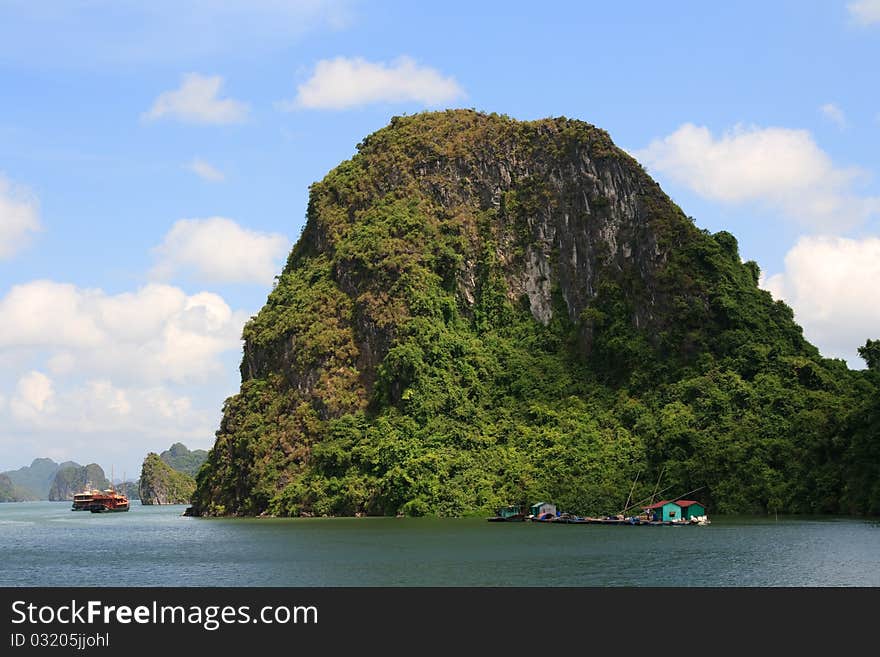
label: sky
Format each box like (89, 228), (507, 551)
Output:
(1, 1), (878, 477)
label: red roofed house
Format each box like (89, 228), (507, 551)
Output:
(676, 500), (707, 520)
(642, 500), (681, 522)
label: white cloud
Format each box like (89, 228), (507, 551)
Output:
(763, 235), (880, 367)
(0, 280), (246, 472)
(819, 103), (846, 128)
(9, 378), (208, 436)
(0, 281), (248, 384)
(10, 371), (55, 422)
(849, 0), (880, 25)
(0, 174), (41, 259)
(2, 374), (215, 477)
(145, 73), (249, 124)
(636, 123), (880, 231)
(288, 56), (465, 110)
(151, 217), (289, 285)
(187, 158), (225, 182)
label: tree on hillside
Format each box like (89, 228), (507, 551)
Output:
(858, 339), (880, 372)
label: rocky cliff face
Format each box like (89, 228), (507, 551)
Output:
(48, 464), (109, 501)
(3, 458), (71, 499)
(139, 453), (196, 505)
(189, 110), (861, 518)
(240, 114), (673, 388)
(0, 473), (31, 502)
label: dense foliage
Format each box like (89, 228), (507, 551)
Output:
(139, 454), (196, 505)
(192, 110), (878, 517)
(159, 443), (209, 478)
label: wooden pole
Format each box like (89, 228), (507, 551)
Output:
(621, 471), (640, 518)
(650, 466), (665, 506)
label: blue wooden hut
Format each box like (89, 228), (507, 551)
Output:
(642, 500), (682, 522)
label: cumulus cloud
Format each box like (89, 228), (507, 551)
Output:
(0, 174), (41, 259)
(151, 217), (289, 285)
(819, 103), (846, 128)
(10, 371), (55, 422)
(187, 158), (225, 182)
(636, 123), (880, 231)
(0, 281), (249, 384)
(145, 73), (249, 124)
(849, 0), (880, 25)
(0, 281), (245, 470)
(762, 235), (880, 366)
(9, 377), (210, 437)
(2, 372), (215, 481)
(288, 56), (465, 110)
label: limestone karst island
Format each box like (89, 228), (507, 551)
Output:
(185, 110), (879, 519)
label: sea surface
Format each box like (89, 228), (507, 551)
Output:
(1, 501), (877, 586)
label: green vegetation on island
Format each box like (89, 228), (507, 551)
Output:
(159, 443), (209, 478)
(180, 110), (879, 518)
(139, 453), (197, 505)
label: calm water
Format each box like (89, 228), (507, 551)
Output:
(1, 502), (877, 586)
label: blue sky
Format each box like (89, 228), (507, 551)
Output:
(1, 1), (878, 477)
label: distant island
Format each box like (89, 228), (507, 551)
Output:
(0, 472), (34, 503)
(48, 463), (110, 501)
(139, 443), (208, 505)
(0, 442), (208, 504)
(0, 458), (96, 502)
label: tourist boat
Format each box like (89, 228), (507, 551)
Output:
(71, 483), (101, 511)
(88, 488), (130, 513)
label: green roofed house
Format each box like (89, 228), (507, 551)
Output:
(642, 500), (682, 522)
(677, 500), (707, 520)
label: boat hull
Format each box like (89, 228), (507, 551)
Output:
(89, 503), (130, 513)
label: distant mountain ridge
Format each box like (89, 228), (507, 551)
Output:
(0, 473), (35, 502)
(1, 444), (208, 503)
(1, 458), (80, 500)
(48, 464), (110, 501)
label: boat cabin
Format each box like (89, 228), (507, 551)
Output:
(642, 500), (682, 522)
(677, 500), (706, 520)
(530, 502), (557, 519)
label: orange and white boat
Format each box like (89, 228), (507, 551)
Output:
(88, 488), (130, 513)
(71, 483), (102, 511)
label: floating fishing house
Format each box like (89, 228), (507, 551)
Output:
(530, 502), (557, 519)
(642, 500), (682, 522)
(487, 504), (526, 522)
(676, 500), (706, 520)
